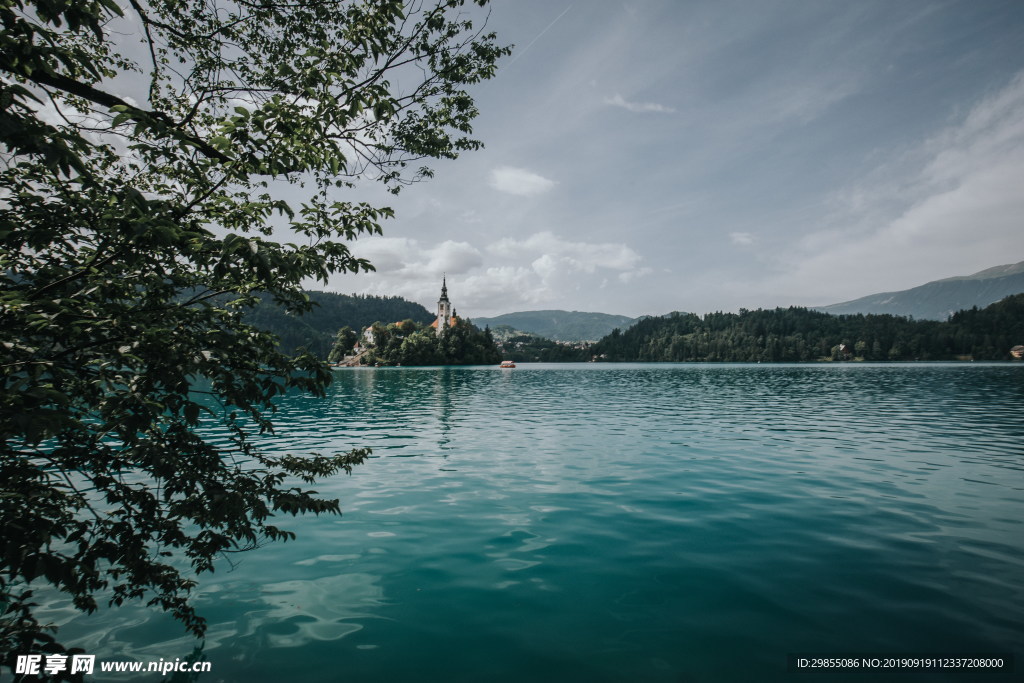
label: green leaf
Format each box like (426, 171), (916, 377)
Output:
(0, 0), (509, 657)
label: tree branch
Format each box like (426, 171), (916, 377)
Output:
(26, 68), (230, 162)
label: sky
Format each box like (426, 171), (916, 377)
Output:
(319, 0), (1024, 319)
(92, 0), (1020, 319)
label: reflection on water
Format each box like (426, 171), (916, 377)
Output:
(52, 364), (1024, 682)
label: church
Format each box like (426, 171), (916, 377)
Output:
(430, 276), (458, 336)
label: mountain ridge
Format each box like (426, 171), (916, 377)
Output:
(815, 261), (1024, 320)
(935, 261), (1024, 282)
(246, 291), (433, 357)
(470, 309), (639, 342)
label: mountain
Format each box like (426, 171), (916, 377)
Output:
(246, 291), (433, 357)
(470, 310), (639, 342)
(486, 324), (534, 342)
(815, 261), (1024, 320)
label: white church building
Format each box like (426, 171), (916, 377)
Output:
(430, 276), (458, 336)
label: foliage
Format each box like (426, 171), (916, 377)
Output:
(592, 295), (1024, 362)
(327, 327), (360, 363)
(246, 291), (434, 358)
(364, 320), (500, 366)
(496, 334), (591, 363)
(0, 0), (508, 666)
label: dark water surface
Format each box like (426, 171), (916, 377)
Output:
(54, 364), (1023, 681)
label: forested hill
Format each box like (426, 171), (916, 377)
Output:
(592, 294), (1024, 362)
(471, 310), (639, 341)
(246, 291), (433, 357)
(815, 261), (1024, 320)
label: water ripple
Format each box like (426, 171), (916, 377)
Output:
(51, 363), (1024, 682)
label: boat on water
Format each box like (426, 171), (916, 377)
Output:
(499, 360), (516, 368)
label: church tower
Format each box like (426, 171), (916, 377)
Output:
(435, 275), (453, 336)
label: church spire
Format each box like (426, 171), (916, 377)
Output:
(435, 275), (453, 337)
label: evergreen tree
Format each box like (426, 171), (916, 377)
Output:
(590, 297), (1024, 362)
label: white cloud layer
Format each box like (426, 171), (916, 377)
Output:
(489, 166), (557, 196)
(352, 237), (483, 280)
(488, 231), (642, 272)
(312, 3), (1024, 318)
(332, 231), (646, 316)
(604, 93), (676, 114)
(768, 71), (1024, 304)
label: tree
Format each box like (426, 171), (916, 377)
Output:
(0, 0), (509, 667)
(398, 331), (444, 365)
(362, 319), (500, 366)
(327, 326), (359, 363)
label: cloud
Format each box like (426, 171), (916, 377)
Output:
(767, 70), (1024, 304)
(488, 231), (643, 273)
(489, 166), (557, 196)
(350, 237), (415, 273)
(729, 232), (755, 246)
(604, 93), (676, 114)
(352, 237), (483, 279)
(618, 267), (653, 283)
(460, 266), (547, 306)
(331, 231), (647, 316)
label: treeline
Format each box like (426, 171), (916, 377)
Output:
(591, 294), (1024, 362)
(359, 320), (502, 366)
(245, 291), (1023, 363)
(497, 335), (591, 362)
(245, 291), (433, 357)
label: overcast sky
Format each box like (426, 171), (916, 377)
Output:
(322, 0), (1024, 318)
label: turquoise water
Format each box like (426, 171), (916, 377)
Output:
(52, 364), (1023, 681)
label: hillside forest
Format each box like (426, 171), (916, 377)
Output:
(591, 294), (1024, 362)
(246, 291), (434, 357)
(250, 292), (1023, 364)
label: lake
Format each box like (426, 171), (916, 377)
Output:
(51, 363), (1023, 681)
